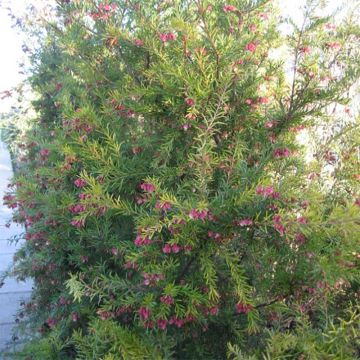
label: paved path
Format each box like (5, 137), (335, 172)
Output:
(0, 140), (32, 353)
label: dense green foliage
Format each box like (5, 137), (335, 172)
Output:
(2, 0), (360, 358)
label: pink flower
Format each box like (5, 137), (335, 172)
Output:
(157, 319), (167, 330)
(273, 215), (285, 236)
(162, 243), (172, 254)
(355, 199), (360, 207)
(134, 235), (152, 246)
(155, 201), (172, 211)
(265, 121), (277, 129)
(258, 96), (269, 104)
(71, 218), (85, 228)
(139, 307), (151, 320)
(74, 178), (87, 188)
(181, 123), (192, 131)
(236, 218), (253, 227)
(325, 23), (336, 31)
(223, 5), (237, 12)
(295, 232), (306, 245)
(273, 148), (290, 158)
(160, 295), (174, 305)
(249, 24), (257, 32)
(326, 42), (341, 50)
(143, 320), (154, 329)
(245, 42), (257, 52)
(134, 38), (144, 46)
(189, 208), (208, 220)
(159, 32), (177, 43)
(171, 244), (181, 253)
(245, 99), (252, 105)
(235, 303), (253, 314)
(300, 46), (311, 54)
(39, 148), (50, 158)
(209, 306), (219, 315)
(46, 317), (57, 328)
(185, 98), (195, 106)
(140, 182), (155, 193)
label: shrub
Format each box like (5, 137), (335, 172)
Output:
(3, 0), (360, 358)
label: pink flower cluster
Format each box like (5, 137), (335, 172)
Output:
(185, 98), (195, 106)
(162, 243), (181, 254)
(39, 148), (50, 159)
(256, 185), (280, 199)
(63, 118), (94, 134)
(160, 295), (174, 305)
(142, 272), (164, 286)
(155, 201), (171, 211)
(223, 5), (237, 12)
(140, 182), (156, 193)
(139, 306), (151, 320)
(245, 42), (257, 53)
(3, 194), (17, 209)
(69, 203), (86, 214)
(134, 234), (152, 246)
(264, 120), (278, 129)
(90, 3), (117, 21)
(159, 32), (177, 43)
(74, 178), (87, 188)
(234, 218), (253, 227)
(71, 218), (85, 228)
(273, 215), (285, 236)
(207, 231), (222, 242)
(134, 38), (144, 46)
(274, 148), (290, 158)
(189, 208), (210, 221)
(235, 302), (253, 314)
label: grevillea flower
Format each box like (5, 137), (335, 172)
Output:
(326, 42), (341, 50)
(249, 23), (257, 32)
(155, 201), (171, 211)
(160, 295), (174, 305)
(245, 42), (257, 52)
(39, 148), (50, 158)
(274, 148), (290, 158)
(258, 96), (269, 104)
(140, 182), (155, 193)
(46, 317), (57, 328)
(355, 199), (360, 207)
(273, 215), (285, 236)
(138, 307), (151, 320)
(208, 231), (222, 242)
(134, 38), (144, 46)
(134, 235), (152, 246)
(189, 209), (208, 220)
(69, 203), (86, 214)
(223, 5), (237, 12)
(265, 121), (278, 129)
(171, 244), (181, 253)
(74, 178), (87, 188)
(235, 303), (253, 314)
(71, 218), (85, 228)
(159, 32), (177, 43)
(236, 218), (253, 227)
(209, 306), (219, 315)
(162, 243), (172, 254)
(185, 98), (195, 106)
(169, 316), (185, 328)
(157, 319), (167, 330)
